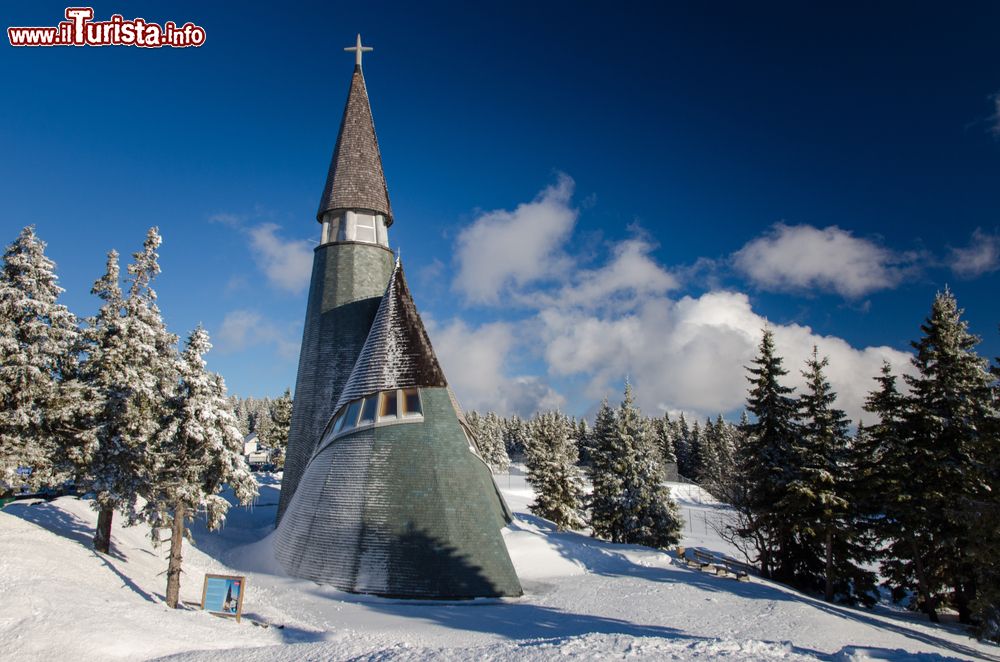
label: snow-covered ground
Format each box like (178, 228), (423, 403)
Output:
(1, 470), (997, 661)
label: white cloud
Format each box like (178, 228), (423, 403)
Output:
(442, 182), (918, 422)
(453, 174), (577, 304)
(538, 291), (912, 424)
(247, 223), (313, 293)
(215, 309), (299, 359)
(426, 317), (564, 416)
(207, 212), (244, 228)
(529, 237), (679, 311)
(949, 228), (1000, 278)
(733, 223), (910, 298)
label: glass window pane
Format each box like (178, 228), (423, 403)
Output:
(360, 396), (377, 424)
(402, 388), (421, 416)
(379, 390), (398, 419)
(343, 400), (362, 430)
(356, 224), (376, 243)
(333, 407), (347, 434)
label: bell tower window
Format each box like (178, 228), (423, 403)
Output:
(355, 213), (377, 243)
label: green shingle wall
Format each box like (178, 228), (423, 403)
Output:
(274, 387), (523, 599)
(278, 241), (394, 523)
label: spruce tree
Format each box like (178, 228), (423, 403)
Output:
(674, 413), (692, 478)
(737, 328), (799, 581)
(970, 344), (999, 641)
(574, 417), (593, 467)
(614, 383), (683, 547)
(688, 419), (704, 481)
(895, 289), (994, 622)
(861, 362), (909, 603)
(699, 415), (737, 495)
(229, 396), (251, 438)
(84, 229), (179, 554)
(788, 348), (876, 604)
(251, 397), (274, 446)
(699, 417), (721, 489)
(502, 414), (529, 458)
(141, 326), (258, 608)
(480, 412), (511, 473)
(523, 411), (584, 530)
(651, 414), (677, 471)
(0, 227), (93, 491)
(587, 398), (622, 539)
(269, 388), (293, 469)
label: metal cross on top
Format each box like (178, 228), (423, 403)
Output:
(344, 33), (373, 67)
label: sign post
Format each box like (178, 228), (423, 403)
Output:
(200, 574), (246, 623)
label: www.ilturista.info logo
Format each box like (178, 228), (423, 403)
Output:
(8, 7), (206, 48)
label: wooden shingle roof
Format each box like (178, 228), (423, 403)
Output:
(317, 66), (394, 224)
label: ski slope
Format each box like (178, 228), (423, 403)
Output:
(0, 471), (996, 661)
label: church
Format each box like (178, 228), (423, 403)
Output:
(273, 36), (522, 599)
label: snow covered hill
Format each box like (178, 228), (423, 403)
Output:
(1, 472), (997, 661)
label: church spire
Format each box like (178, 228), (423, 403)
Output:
(317, 34), (393, 225)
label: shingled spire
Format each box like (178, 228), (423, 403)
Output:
(317, 41), (394, 225)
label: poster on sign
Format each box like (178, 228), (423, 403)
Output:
(200, 574), (246, 622)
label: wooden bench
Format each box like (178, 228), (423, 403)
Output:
(678, 547), (751, 581)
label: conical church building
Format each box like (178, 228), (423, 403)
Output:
(274, 37), (522, 599)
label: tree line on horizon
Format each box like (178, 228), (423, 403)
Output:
(468, 289), (999, 642)
(0, 225), (257, 610)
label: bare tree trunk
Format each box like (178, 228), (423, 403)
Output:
(165, 504), (185, 609)
(94, 507), (113, 554)
(824, 528), (834, 602)
(955, 577), (975, 624)
(910, 538), (939, 623)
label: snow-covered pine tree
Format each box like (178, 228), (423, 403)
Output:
(699, 417), (721, 489)
(894, 289), (995, 623)
(269, 388), (293, 469)
(715, 415), (738, 489)
(574, 417), (592, 467)
(229, 396), (251, 437)
(587, 398), (622, 539)
(0, 227), (95, 491)
(651, 414), (677, 469)
(502, 414), (529, 458)
(523, 411), (584, 530)
(688, 419), (704, 481)
(84, 229), (179, 554)
(970, 344), (1000, 641)
(478, 412), (511, 474)
(673, 413), (692, 478)
(464, 410), (483, 441)
(251, 397), (274, 446)
(613, 382), (683, 548)
(787, 348), (876, 605)
(860, 362), (907, 596)
(736, 328), (799, 581)
(141, 326), (258, 608)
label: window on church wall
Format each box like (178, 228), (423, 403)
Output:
(342, 400), (363, 432)
(378, 390), (398, 420)
(359, 395), (377, 425)
(326, 389), (425, 443)
(375, 216), (388, 247)
(401, 388), (421, 417)
(355, 213), (377, 244)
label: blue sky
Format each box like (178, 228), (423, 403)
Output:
(3, 1), (999, 421)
